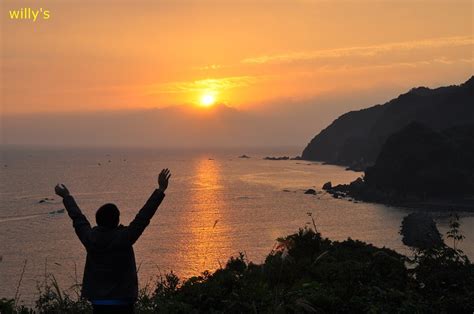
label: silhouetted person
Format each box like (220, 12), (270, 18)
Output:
(55, 169), (171, 314)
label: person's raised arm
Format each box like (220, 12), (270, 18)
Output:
(55, 184), (92, 248)
(127, 169), (171, 245)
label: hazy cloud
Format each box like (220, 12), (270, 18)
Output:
(241, 36), (474, 65)
(147, 76), (261, 94)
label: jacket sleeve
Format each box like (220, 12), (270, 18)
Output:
(127, 189), (165, 245)
(63, 195), (92, 248)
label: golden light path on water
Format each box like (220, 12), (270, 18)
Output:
(178, 158), (231, 274)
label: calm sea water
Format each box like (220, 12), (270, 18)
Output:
(1, 146), (473, 304)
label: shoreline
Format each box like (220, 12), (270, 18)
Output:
(322, 181), (474, 212)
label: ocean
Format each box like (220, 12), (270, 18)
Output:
(1, 146), (473, 304)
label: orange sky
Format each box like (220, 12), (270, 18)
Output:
(1, 0), (473, 114)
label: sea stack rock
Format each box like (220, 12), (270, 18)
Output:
(322, 182), (332, 190)
(400, 213), (443, 249)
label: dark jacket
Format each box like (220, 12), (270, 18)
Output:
(63, 189), (165, 300)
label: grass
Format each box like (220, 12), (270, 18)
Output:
(1, 222), (473, 313)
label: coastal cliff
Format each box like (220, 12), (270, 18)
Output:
(302, 76), (474, 168)
(323, 123), (474, 209)
(364, 123), (474, 198)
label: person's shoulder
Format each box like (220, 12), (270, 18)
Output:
(115, 224), (130, 235)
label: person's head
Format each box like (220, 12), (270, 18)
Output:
(96, 203), (120, 228)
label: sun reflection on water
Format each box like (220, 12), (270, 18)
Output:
(179, 158), (231, 276)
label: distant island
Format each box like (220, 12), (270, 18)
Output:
(303, 76), (474, 210)
(263, 156), (289, 160)
(263, 156), (302, 160)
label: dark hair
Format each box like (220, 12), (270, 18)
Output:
(96, 203), (120, 228)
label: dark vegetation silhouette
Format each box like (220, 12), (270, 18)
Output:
(2, 217), (473, 313)
(364, 123), (474, 197)
(324, 123), (474, 208)
(302, 76), (474, 169)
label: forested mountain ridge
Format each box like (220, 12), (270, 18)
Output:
(302, 76), (474, 167)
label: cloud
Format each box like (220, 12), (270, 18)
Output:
(192, 64), (225, 71)
(311, 57), (474, 73)
(147, 76), (261, 94)
(241, 36), (474, 64)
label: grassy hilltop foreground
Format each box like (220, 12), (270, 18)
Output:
(2, 222), (473, 313)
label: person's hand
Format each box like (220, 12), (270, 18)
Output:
(55, 184), (70, 198)
(158, 169), (171, 192)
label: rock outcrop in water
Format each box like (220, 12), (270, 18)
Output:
(322, 181), (332, 190)
(302, 76), (474, 168)
(400, 213), (443, 249)
(263, 156), (289, 160)
(38, 197), (54, 203)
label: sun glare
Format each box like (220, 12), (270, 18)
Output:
(200, 93), (216, 107)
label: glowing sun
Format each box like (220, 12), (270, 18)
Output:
(200, 93), (216, 107)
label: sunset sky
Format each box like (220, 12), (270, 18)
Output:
(1, 0), (473, 147)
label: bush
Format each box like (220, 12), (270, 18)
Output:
(4, 228), (474, 313)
